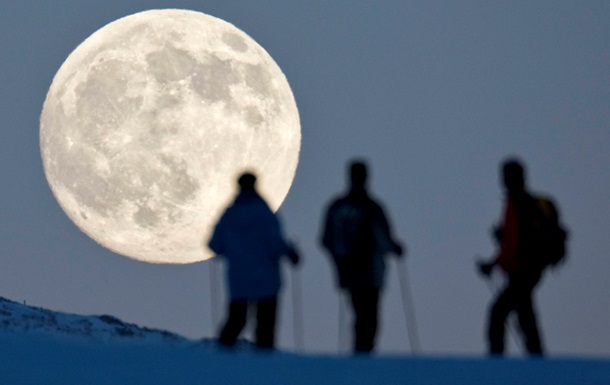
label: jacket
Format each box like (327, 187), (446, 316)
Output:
(495, 192), (543, 273)
(321, 189), (399, 289)
(209, 190), (293, 300)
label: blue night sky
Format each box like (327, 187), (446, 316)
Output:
(1, 1), (610, 356)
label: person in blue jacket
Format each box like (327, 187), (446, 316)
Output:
(209, 172), (300, 349)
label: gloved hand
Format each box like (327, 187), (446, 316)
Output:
(392, 241), (405, 258)
(287, 245), (300, 266)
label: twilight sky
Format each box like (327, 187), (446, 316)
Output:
(1, 1), (609, 356)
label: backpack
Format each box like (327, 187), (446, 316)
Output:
(530, 195), (569, 267)
(324, 199), (375, 260)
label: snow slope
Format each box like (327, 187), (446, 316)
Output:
(0, 297), (187, 344)
(1, 297), (609, 385)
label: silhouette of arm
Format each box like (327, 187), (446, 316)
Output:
(372, 202), (404, 257)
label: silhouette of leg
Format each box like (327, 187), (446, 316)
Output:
(255, 296), (278, 349)
(513, 268), (543, 355)
(350, 288), (379, 353)
(516, 294), (543, 355)
(218, 300), (248, 347)
(489, 268), (543, 356)
(488, 286), (514, 355)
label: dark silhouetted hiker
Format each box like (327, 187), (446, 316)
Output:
(209, 172), (300, 350)
(477, 158), (568, 356)
(321, 160), (404, 354)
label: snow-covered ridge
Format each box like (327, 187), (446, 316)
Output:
(2, 297), (609, 385)
(0, 296), (188, 344)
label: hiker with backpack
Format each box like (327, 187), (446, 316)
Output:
(477, 158), (567, 356)
(320, 160), (405, 354)
(209, 172), (300, 350)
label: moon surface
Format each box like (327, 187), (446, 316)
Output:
(40, 9), (300, 264)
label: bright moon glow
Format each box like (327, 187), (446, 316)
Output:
(40, 9), (301, 264)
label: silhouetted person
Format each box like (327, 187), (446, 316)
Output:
(321, 160), (404, 354)
(478, 158), (548, 356)
(209, 172), (299, 350)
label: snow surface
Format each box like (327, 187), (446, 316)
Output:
(1, 297), (609, 385)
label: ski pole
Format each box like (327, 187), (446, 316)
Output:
(210, 258), (220, 336)
(338, 291), (348, 353)
(395, 258), (421, 354)
(291, 266), (304, 352)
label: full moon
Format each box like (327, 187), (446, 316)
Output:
(40, 9), (300, 263)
